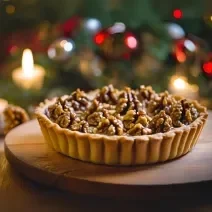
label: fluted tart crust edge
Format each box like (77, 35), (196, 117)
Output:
(35, 96), (208, 166)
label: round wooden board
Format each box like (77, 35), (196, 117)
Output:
(4, 112), (212, 199)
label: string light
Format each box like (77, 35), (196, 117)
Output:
(176, 50), (186, 63)
(125, 35), (137, 49)
(47, 38), (75, 61)
(84, 18), (101, 34)
(184, 40), (196, 52)
(173, 9), (183, 19)
(108, 22), (126, 34)
(6, 5), (15, 14)
(166, 23), (185, 39)
(94, 24), (138, 59)
(203, 62), (212, 76)
(173, 77), (186, 89)
(94, 32), (106, 45)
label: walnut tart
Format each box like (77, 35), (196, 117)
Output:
(35, 85), (208, 165)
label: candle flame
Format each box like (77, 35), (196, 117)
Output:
(22, 49), (34, 77)
(173, 77), (186, 89)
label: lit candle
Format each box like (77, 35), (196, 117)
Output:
(169, 76), (199, 99)
(0, 99), (8, 134)
(12, 49), (45, 90)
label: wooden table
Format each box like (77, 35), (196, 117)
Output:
(0, 113), (212, 211)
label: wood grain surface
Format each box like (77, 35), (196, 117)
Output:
(3, 112), (212, 199)
(0, 112), (211, 211)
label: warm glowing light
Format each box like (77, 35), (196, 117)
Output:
(169, 76), (199, 99)
(184, 40), (196, 52)
(173, 78), (186, 90)
(166, 23), (185, 39)
(203, 62), (212, 75)
(109, 22), (126, 34)
(173, 9), (183, 19)
(210, 16), (212, 21)
(12, 49), (45, 90)
(22, 49), (34, 77)
(176, 51), (186, 63)
(191, 84), (199, 92)
(60, 40), (74, 52)
(125, 36), (137, 49)
(48, 48), (56, 59)
(64, 42), (73, 52)
(6, 5), (15, 14)
(84, 18), (101, 33)
(60, 40), (67, 47)
(94, 33), (106, 45)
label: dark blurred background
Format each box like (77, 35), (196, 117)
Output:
(0, 0), (212, 110)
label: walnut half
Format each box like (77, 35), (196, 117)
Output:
(149, 110), (173, 133)
(96, 84), (118, 104)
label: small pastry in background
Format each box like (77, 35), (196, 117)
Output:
(0, 99), (8, 134)
(3, 105), (29, 134)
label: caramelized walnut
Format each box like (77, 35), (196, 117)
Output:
(46, 85), (201, 136)
(139, 85), (156, 101)
(96, 115), (124, 135)
(67, 89), (90, 111)
(122, 109), (152, 131)
(48, 97), (76, 127)
(70, 120), (81, 131)
(123, 110), (136, 129)
(96, 103), (116, 116)
(96, 117), (110, 134)
(135, 110), (152, 127)
(96, 84), (118, 104)
(48, 100), (64, 120)
(87, 112), (103, 126)
(69, 120), (94, 133)
(56, 112), (72, 128)
(147, 91), (176, 115)
(88, 99), (99, 114)
(149, 110), (172, 133)
(116, 87), (142, 115)
(88, 100), (115, 118)
(127, 123), (152, 136)
(127, 123), (142, 135)
(181, 99), (199, 125)
(80, 121), (92, 133)
(170, 102), (183, 127)
(116, 97), (127, 114)
(109, 116), (124, 135)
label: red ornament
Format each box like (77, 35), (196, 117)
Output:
(94, 23), (138, 59)
(173, 9), (183, 19)
(8, 45), (19, 55)
(201, 53), (212, 79)
(203, 62), (212, 76)
(59, 16), (82, 37)
(94, 31), (108, 45)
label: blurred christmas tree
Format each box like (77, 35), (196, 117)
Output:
(0, 0), (212, 110)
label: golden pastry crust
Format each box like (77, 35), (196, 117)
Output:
(35, 86), (208, 166)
